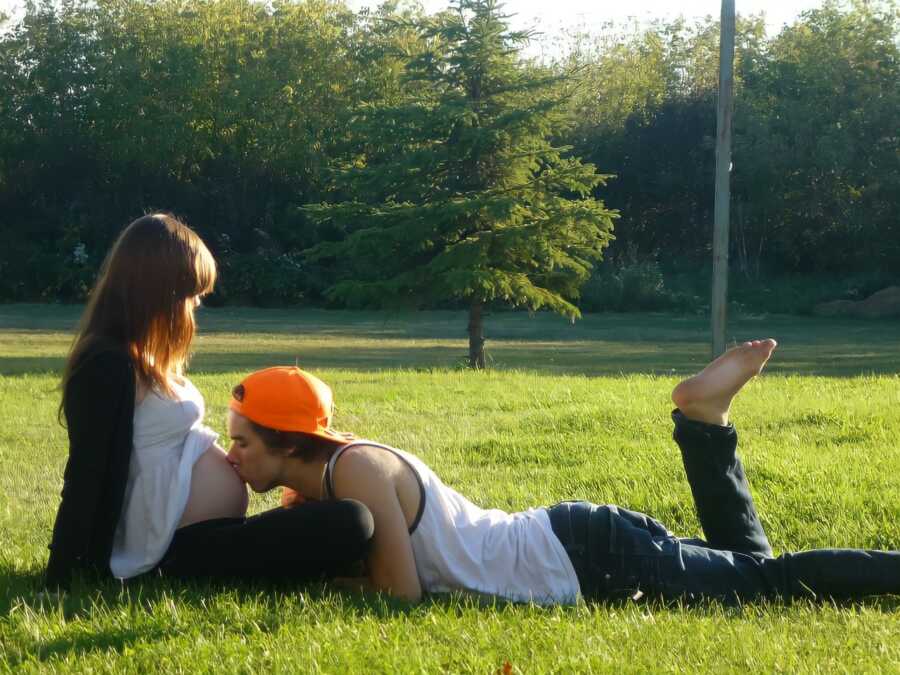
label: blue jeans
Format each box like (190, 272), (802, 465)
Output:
(547, 410), (900, 603)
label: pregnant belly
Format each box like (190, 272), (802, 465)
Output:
(178, 444), (249, 527)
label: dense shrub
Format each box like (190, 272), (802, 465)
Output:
(1, 1), (896, 312)
(729, 272), (898, 316)
(212, 251), (307, 307)
(580, 261), (700, 313)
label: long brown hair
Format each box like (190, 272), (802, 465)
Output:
(61, 213), (216, 410)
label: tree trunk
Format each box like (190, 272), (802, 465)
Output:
(468, 301), (486, 370)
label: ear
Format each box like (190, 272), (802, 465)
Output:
(277, 445), (298, 459)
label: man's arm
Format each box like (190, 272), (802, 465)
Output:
(331, 449), (423, 602)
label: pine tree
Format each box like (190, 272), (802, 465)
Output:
(305, 0), (617, 368)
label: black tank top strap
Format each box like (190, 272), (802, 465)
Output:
(323, 441), (426, 534)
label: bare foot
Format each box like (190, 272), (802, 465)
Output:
(672, 339), (777, 426)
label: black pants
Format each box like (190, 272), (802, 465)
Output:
(548, 410), (900, 603)
(158, 499), (373, 582)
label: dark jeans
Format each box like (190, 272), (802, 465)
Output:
(158, 499), (373, 582)
(548, 410), (900, 603)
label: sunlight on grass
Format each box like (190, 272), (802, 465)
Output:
(1, 306), (898, 672)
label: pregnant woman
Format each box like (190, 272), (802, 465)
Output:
(46, 213), (372, 588)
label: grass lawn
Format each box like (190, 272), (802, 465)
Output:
(1, 304), (898, 673)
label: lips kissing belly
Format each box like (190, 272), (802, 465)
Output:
(178, 444), (249, 528)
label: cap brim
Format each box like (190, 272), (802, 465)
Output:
(314, 427), (355, 442)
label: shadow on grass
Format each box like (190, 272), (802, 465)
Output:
(1, 566), (427, 666)
(3, 342), (900, 378)
(32, 627), (174, 665)
(2, 305), (900, 377)
(4, 563), (899, 666)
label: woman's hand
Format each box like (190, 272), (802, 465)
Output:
(281, 487), (305, 507)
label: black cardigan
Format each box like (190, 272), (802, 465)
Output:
(46, 341), (136, 588)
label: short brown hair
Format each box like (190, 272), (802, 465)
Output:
(247, 419), (342, 463)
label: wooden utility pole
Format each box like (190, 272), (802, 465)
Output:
(711, 0), (736, 358)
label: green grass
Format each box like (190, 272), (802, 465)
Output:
(1, 304), (898, 673)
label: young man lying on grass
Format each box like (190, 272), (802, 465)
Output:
(224, 340), (899, 605)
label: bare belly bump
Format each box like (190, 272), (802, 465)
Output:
(178, 444), (249, 528)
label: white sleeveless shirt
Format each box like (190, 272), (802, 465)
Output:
(109, 378), (218, 579)
(326, 442), (581, 605)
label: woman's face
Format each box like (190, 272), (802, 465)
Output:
(226, 411), (285, 493)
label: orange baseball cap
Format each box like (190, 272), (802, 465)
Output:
(229, 366), (348, 442)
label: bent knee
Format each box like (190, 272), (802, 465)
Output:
(334, 498), (375, 550)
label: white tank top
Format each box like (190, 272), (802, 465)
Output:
(109, 378), (218, 579)
(325, 441), (581, 605)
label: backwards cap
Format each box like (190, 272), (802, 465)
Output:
(229, 366), (347, 442)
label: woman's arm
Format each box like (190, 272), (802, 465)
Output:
(331, 449), (422, 602)
(46, 350), (134, 588)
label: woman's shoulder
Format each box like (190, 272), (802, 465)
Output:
(62, 338), (137, 431)
(68, 339), (134, 387)
(75, 335), (130, 361)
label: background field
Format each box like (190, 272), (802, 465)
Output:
(1, 305), (898, 673)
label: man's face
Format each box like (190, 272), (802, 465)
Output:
(226, 411), (285, 493)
